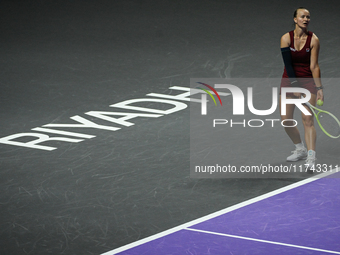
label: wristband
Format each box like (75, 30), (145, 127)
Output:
(316, 86), (323, 90)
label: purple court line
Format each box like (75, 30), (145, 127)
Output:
(102, 169), (340, 255)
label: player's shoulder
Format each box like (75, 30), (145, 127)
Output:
(281, 32), (291, 47)
(281, 32), (290, 40)
(310, 32), (320, 47)
(311, 32), (319, 41)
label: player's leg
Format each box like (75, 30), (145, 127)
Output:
(302, 93), (317, 169)
(280, 96), (307, 161)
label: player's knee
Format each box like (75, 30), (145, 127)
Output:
(281, 115), (294, 121)
(302, 117), (314, 127)
(283, 120), (296, 127)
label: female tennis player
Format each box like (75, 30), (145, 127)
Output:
(280, 7), (324, 170)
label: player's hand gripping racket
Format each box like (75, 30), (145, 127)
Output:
(304, 99), (340, 138)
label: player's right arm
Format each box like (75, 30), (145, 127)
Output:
(280, 33), (299, 97)
(280, 33), (290, 48)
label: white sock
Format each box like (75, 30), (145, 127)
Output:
(295, 142), (305, 149)
(308, 150), (316, 158)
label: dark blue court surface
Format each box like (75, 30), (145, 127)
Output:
(0, 1), (339, 255)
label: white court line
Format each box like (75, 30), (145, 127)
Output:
(102, 170), (339, 255)
(185, 228), (340, 254)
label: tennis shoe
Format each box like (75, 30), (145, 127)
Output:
(305, 150), (316, 171)
(286, 147), (307, 161)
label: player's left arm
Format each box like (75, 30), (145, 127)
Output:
(310, 34), (324, 102)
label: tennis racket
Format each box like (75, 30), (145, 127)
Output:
(304, 101), (340, 139)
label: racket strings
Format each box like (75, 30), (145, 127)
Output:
(318, 112), (340, 138)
